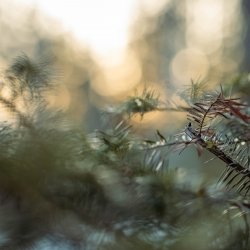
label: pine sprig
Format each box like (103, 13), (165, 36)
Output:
(184, 87), (250, 195)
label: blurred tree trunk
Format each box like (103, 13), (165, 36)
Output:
(241, 0), (250, 71)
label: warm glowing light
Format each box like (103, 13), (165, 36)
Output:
(186, 0), (224, 54)
(187, 0), (224, 34)
(14, 0), (171, 97)
(184, 0), (242, 78)
(91, 50), (141, 96)
(16, 0), (136, 60)
(171, 48), (209, 83)
(15, 0), (169, 61)
(47, 86), (71, 109)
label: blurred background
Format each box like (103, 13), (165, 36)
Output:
(0, 0), (249, 132)
(0, 0), (249, 201)
(0, 2), (249, 248)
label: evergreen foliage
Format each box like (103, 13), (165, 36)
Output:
(0, 55), (249, 250)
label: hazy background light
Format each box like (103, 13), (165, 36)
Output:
(91, 50), (141, 96)
(186, 0), (224, 54)
(14, 0), (135, 63)
(184, 0), (243, 82)
(171, 48), (209, 83)
(14, 0), (169, 62)
(12, 0), (244, 88)
(0, 0), (247, 129)
(12, 0), (170, 100)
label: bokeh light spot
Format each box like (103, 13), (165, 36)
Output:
(92, 50), (141, 96)
(171, 48), (209, 83)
